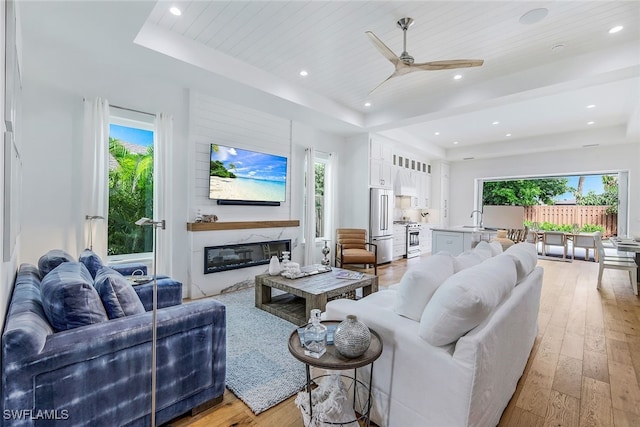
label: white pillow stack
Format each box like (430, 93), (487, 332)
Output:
(418, 254), (518, 346)
(452, 251), (484, 273)
(472, 241), (494, 260)
(393, 253), (455, 321)
(503, 242), (538, 284)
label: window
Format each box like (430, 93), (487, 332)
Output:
(314, 155), (328, 239)
(108, 113), (155, 256)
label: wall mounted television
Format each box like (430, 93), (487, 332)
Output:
(209, 144), (287, 205)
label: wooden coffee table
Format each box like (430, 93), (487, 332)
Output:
(255, 267), (378, 325)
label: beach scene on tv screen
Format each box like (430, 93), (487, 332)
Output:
(210, 144), (287, 202)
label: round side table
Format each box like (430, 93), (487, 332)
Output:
(288, 320), (383, 426)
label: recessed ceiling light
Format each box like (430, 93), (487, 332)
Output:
(506, 133), (512, 137)
(364, 102), (371, 107)
(434, 132), (440, 136)
(169, 6), (182, 16)
(587, 121), (595, 125)
(609, 25), (624, 34)
(453, 74), (463, 80)
(299, 70), (308, 77)
(492, 121), (500, 125)
(453, 141), (459, 145)
(586, 104), (596, 109)
(519, 8), (548, 25)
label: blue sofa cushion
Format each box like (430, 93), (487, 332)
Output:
(38, 249), (76, 277)
(94, 267), (146, 318)
(40, 262), (108, 331)
(78, 248), (104, 278)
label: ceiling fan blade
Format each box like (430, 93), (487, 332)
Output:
(365, 31), (400, 66)
(368, 70), (401, 95)
(412, 59), (484, 71)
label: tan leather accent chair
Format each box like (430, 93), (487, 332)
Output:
(335, 228), (378, 275)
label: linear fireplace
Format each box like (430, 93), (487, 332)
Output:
(204, 239), (291, 274)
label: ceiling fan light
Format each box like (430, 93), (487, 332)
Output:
(519, 8), (548, 25)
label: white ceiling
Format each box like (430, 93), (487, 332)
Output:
(18, 1), (640, 160)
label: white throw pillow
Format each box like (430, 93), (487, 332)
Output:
(419, 254), (518, 346)
(504, 242), (538, 284)
(394, 253), (455, 321)
(472, 241), (493, 260)
(489, 241), (503, 256)
(452, 251), (484, 273)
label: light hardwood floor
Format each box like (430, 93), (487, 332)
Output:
(169, 256), (640, 427)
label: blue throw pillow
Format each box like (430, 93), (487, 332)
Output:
(94, 267), (146, 319)
(38, 249), (76, 277)
(40, 262), (108, 331)
(79, 248), (104, 279)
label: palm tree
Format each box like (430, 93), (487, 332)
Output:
(108, 137), (154, 255)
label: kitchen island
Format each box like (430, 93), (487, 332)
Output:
(431, 226), (498, 256)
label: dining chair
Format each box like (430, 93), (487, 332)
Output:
(594, 232), (638, 295)
(542, 231), (567, 259)
(571, 233), (597, 261)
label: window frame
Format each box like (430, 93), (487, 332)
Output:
(107, 110), (156, 262)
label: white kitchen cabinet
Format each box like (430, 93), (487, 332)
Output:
(392, 224), (407, 260)
(370, 158), (393, 188)
(370, 138), (393, 189)
(432, 231), (464, 256)
(420, 225), (433, 254)
(370, 137), (392, 162)
(440, 163), (450, 227)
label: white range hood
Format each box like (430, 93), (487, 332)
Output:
(394, 170), (417, 197)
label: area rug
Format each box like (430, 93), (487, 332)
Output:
(213, 287), (306, 414)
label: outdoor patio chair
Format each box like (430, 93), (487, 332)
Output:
(542, 231), (567, 259)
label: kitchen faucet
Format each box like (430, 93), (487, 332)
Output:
(470, 210), (483, 228)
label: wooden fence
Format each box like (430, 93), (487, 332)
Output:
(523, 206), (617, 236)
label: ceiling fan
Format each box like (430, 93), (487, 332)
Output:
(366, 17), (484, 93)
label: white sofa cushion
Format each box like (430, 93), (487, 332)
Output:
(419, 254), (518, 346)
(452, 251), (484, 273)
(504, 242), (538, 284)
(393, 253), (455, 321)
(489, 240), (503, 256)
(472, 241), (494, 260)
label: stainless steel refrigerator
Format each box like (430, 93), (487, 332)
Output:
(370, 188), (394, 264)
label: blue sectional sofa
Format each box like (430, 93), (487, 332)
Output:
(2, 256), (226, 426)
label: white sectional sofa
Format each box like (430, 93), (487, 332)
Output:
(325, 242), (542, 427)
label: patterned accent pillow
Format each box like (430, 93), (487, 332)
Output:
(79, 248), (105, 278)
(38, 249), (76, 277)
(40, 262), (108, 331)
(94, 267), (146, 319)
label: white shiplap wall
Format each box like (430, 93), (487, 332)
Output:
(187, 91), (300, 298)
(190, 91), (292, 218)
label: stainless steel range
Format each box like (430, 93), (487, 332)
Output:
(406, 223), (422, 258)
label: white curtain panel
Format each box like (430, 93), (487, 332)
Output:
(325, 152), (338, 264)
(82, 97), (110, 259)
(154, 113), (173, 277)
(304, 147), (316, 265)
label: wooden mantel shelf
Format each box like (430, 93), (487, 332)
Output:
(187, 220), (300, 231)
